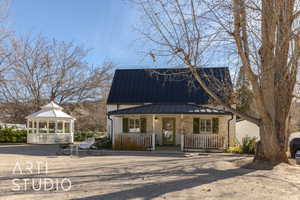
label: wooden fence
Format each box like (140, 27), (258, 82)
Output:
(181, 134), (225, 151)
(113, 133), (155, 151)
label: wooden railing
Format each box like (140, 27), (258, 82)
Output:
(181, 134), (225, 151)
(113, 133), (155, 151)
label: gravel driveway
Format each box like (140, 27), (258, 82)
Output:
(0, 144), (299, 200)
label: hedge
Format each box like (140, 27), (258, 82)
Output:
(74, 131), (105, 142)
(0, 128), (27, 143)
(0, 128), (105, 143)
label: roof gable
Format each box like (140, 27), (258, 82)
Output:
(107, 67), (232, 104)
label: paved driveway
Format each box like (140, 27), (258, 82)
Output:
(0, 144), (299, 200)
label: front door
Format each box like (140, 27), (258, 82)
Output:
(162, 118), (176, 145)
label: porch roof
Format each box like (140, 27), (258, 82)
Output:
(108, 104), (232, 116)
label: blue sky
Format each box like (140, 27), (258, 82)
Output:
(8, 0), (152, 68)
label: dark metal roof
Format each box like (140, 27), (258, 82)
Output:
(108, 104), (232, 115)
(107, 67), (232, 104)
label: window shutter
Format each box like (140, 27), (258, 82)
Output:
(193, 118), (200, 134)
(140, 118), (147, 133)
(122, 118), (128, 133)
(212, 118), (219, 134)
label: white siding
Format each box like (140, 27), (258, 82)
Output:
(107, 105), (143, 138)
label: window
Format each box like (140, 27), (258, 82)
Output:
(123, 117), (147, 133)
(205, 120), (212, 132)
(200, 119), (212, 133)
(129, 118), (140, 133)
(193, 118), (217, 134)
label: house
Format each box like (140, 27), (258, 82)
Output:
(106, 67), (236, 151)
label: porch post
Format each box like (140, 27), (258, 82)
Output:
(70, 120), (73, 133)
(27, 120), (29, 134)
(72, 120), (74, 133)
(47, 120), (49, 134)
(152, 115), (156, 134)
(37, 120), (39, 134)
(62, 121), (65, 134)
(152, 133), (155, 151)
(32, 120), (35, 134)
(181, 134), (184, 151)
(180, 114), (184, 151)
(180, 114), (184, 134)
(55, 121), (58, 134)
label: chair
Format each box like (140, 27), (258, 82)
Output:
(78, 137), (96, 154)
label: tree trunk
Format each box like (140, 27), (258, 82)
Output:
(254, 120), (289, 164)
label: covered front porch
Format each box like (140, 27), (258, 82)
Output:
(108, 104), (235, 151)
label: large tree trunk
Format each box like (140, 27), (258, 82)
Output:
(255, 119), (289, 164)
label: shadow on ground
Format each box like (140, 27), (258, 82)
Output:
(0, 144), (191, 158)
(0, 157), (256, 200)
(0, 144), (59, 156)
(70, 166), (255, 200)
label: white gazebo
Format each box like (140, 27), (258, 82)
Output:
(26, 101), (75, 144)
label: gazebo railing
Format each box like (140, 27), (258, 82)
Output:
(27, 133), (73, 144)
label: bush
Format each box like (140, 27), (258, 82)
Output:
(226, 136), (257, 154)
(226, 145), (243, 154)
(94, 136), (112, 149)
(241, 136), (256, 154)
(74, 131), (105, 142)
(0, 127), (27, 143)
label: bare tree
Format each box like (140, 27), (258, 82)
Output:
(0, 35), (113, 123)
(0, 0), (12, 82)
(134, 0), (300, 164)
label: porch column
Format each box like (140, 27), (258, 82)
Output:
(32, 120), (35, 134)
(152, 115), (156, 134)
(47, 120), (49, 134)
(71, 120), (74, 133)
(55, 121), (58, 134)
(72, 120), (75, 133)
(181, 134), (184, 151)
(180, 114), (184, 135)
(27, 120), (29, 134)
(37, 120), (39, 134)
(62, 121), (65, 134)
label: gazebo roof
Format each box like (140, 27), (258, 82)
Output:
(41, 101), (63, 110)
(26, 101), (75, 120)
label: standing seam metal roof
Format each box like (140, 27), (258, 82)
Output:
(108, 104), (232, 115)
(107, 67), (232, 104)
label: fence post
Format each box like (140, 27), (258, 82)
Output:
(181, 134), (184, 152)
(152, 133), (155, 151)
